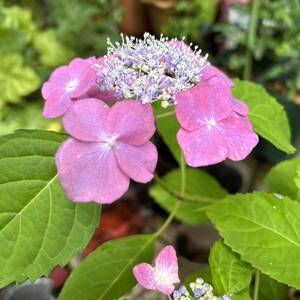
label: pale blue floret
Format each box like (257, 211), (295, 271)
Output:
(96, 33), (208, 106)
(173, 278), (232, 300)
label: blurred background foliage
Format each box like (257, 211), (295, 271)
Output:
(0, 0), (121, 133)
(0, 0), (299, 142)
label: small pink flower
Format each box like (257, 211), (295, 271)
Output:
(42, 57), (98, 118)
(175, 81), (258, 167)
(133, 245), (180, 295)
(55, 98), (157, 204)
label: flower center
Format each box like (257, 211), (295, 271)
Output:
(102, 135), (117, 148)
(207, 119), (217, 128)
(65, 79), (79, 92)
(95, 33), (208, 106)
(156, 271), (171, 285)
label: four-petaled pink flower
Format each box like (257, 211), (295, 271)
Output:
(175, 75), (258, 167)
(55, 98), (158, 204)
(133, 245), (180, 295)
(42, 57), (114, 119)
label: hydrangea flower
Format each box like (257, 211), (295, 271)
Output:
(55, 98), (157, 204)
(42, 34), (258, 205)
(133, 245), (180, 295)
(175, 79), (258, 167)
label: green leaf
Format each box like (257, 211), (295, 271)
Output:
(33, 30), (75, 67)
(209, 240), (252, 295)
(233, 80), (295, 154)
(206, 192), (300, 288)
(265, 157), (300, 199)
(150, 168), (227, 225)
(0, 54), (40, 105)
(58, 234), (155, 300)
(154, 103), (181, 163)
(233, 289), (252, 300)
(184, 267), (212, 288)
(258, 273), (288, 300)
(0, 130), (101, 287)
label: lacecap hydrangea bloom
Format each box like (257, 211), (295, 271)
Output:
(41, 33), (258, 204)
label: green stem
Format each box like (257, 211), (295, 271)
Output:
(153, 200), (180, 239)
(253, 269), (260, 300)
(180, 152), (186, 195)
(154, 174), (214, 204)
(153, 153), (186, 239)
(243, 0), (261, 80)
(155, 111), (176, 119)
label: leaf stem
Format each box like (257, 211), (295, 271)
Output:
(253, 269), (260, 300)
(243, 0), (261, 80)
(155, 111), (176, 119)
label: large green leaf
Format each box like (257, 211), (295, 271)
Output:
(58, 235), (155, 300)
(233, 289), (252, 300)
(150, 168), (227, 225)
(0, 54), (40, 105)
(258, 273), (288, 300)
(0, 130), (101, 287)
(206, 192), (300, 288)
(265, 157), (300, 200)
(209, 240), (252, 295)
(154, 103), (181, 163)
(184, 267), (251, 300)
(233, 80), (295, 154)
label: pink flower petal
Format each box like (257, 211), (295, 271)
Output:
(133, 263), (157, 290)
(47, 66), (70, 87)
(202, 65), (234, 88)
(114, 142), (158, 183)
(230, 98), (249, 116)
(177, 127), (228, 167)
(68, 57), (97, 98)
(62, 98), (110, 142)
(56, 138), (130, 204)
(155, 246), (180, 284)
(201, 66), (250, 116)
(83, 85), (117, 101)
(43, 89), (72, 118)
(219, 115), (259, 161)
(107, 100), (156, 145)
(175, 81), (232, 131)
